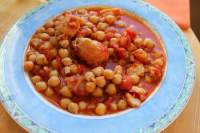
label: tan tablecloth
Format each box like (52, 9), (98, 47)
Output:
(0, 0), (199, 133)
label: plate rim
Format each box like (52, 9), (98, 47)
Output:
(0, 0), (195, 133)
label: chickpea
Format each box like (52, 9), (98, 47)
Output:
(50, 37), (58, 46)
(105, 84), (117, 95)
(128, 43), (137, 52)
(63, 66), (71, 75)
(44, 87), (54, 97)
(95, 76), (106, 88)
(36, 54), (47, 65)
(70, 64), (78, 74)
(97, 22), (108, 31)
(117, 99), (127, 110)
(30, 38), (42, 48)
(82, 27), (93, 36)
(103, 41), (109, 47)
(57, 15), (65, 21)
(62, 57), (72, 66)
(133, 48), (148, 63)
(79, 17), (86, 26)
(110, 38), (118, 45)
(42, 42), (52, 50)
(60, 98), (71, 109)
(58, 48), (69, 58)
(85, 82), (96, 93)
(68, 102), (79, 114)
(60, 86), (72, 98)
(130, 86), (146, 94)
(39, 33), (50, 41)
(92, 87), (103, 97)
(77, 9), (87, 14)
(95, 31), (105, 41)
(144, 75), (152, 83)
(152, 58), (164, 66)
(84, 71), (95, 81)
(24, 61), (34, 72)
(35, 81), (47, 92)
(152, 51), (162, 58)
(112, 74), (122, 84)
(130, 74), (140, 84)
(89, 15), (100, 24)
(95, 103), (107, 115)
(37, 27), (45, 33)
(43, 66), (50, 73)
(134, 37), (143, 48)
(46, 28), (55, 36)
(125, 93), (141, 107)
(31, 75), (42, 84)
(118, 59), (126, 66)
(108, 48), (114, 56)
(48, 76), (60, 87)
(110, 103), (118, 111)
(59, 39), (69, 48)
(48, 70), (58, 77)
(54, 20), (61, 27)
(114, 33), (121, 38)
(103, 69), (114, 80)
(28, 54), (36, 62)
(92, 67), (104, 76)
(44, 21), (54, 28)
(51, 59), (59, 68)
(114, 65), (123, 74)
(105, 15), (116, 24)
(85, 22), (94, 29)
(143, 38), (154, 50)
(79, 101), (87, 110)
(116, 20), (126, 28)
(127, 67), (135, 75)
(49, 48), (57, 58)
(92, 26), (98, 32)
(131, 64), (145, 77)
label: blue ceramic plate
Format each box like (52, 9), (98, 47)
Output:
(0, 0), (195, 133)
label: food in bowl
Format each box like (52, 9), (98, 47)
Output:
(24, 6), (166, 115)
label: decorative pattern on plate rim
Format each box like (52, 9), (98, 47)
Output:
(0, 0), (195, 133)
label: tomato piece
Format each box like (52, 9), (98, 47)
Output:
(149, 66), (162, 81)
(38, 69), (46, 77)
(55, 56), (62, 70)
(112, 8), (123, 16)
(104, 97), (114, 106)
(124, 26), (136, 40)
(77, 28), (91, 37)
(110, 44), (119, 50)
(72, 82), (88, 96)
(119, 36), (128, 46)
(68, 22), (78, 28)
(120, 75), (133, 90)
(44, 50), (52, 61)
(116, 47), (126, 58)
(119, 35), (132, 49)
(105, 32), (115, 40)
(77, 64), (86, 73)
(66, 75), (88, 96)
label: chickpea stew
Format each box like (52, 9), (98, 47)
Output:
(24, 7), (166, 115)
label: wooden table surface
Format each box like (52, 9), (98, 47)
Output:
(0, 0), (200, 133)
